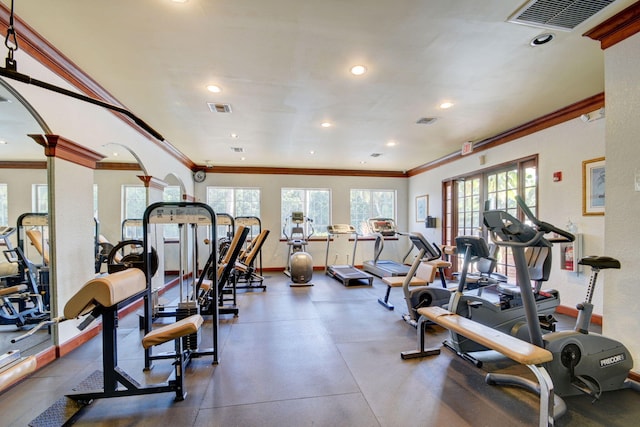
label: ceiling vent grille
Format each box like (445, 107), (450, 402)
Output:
(370, 153), (382, 158)
(208, 102), (232, 113)
(230, 147), (245, 153)
(508, 0), (616, 31)
(416, 117), (437, 125)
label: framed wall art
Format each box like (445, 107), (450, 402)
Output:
(582, 157), (605, 216)
(415, 194), (428, 222)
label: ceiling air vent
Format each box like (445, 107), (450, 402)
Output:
(230, 147), (245, 153)
(416, 117), (437, 125)
(208, 102), (232, 113)
(370, 153), (382, 158)
(508, 0), (617, 31)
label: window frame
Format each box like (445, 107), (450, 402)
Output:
(281, 187), (331, 238)
(349, 189), (397, 235)
(442, 155), (538, 279)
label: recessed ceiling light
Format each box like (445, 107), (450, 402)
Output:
(309, 150), (315, 155)
(172, 0), (189, 4)
(386, 141), (397, 147)
(230, 133), (238, 138)
(112, 152), (119, 157)
(207, 85), (222, 93)
(0, 140), (8, 145)
(240, 157), (246, 161)
(350, 65), (367, 76)
(321, 122), (332, 128)
(360, 161), (366, 164)
(439, 102), (454, 109)
(530, 33), (554, 47)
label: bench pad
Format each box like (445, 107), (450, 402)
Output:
(418, 306), (552, 365)
(0, 284), (28, 297)
(0, 261), (19, 278)
(64, 269), (146, 319)
(142, 314), (204, 349)
(382, 276), (427, 287)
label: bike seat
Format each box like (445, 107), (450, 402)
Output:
(578, 256), (621, 270)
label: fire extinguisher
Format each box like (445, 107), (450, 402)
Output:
(564, 245), (574, 270)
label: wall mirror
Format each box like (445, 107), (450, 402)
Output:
(0, 77), (53, 357)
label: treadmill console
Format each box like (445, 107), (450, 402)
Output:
(368, 219), (397, 236)
(327, 224), (356, 234)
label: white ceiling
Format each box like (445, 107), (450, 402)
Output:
(0, 0), (634, 171)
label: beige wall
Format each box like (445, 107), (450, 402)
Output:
(603, 32), (640, 374)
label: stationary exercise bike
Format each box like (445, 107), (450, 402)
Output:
(283, 211), (314, 286)
(484, 196), (637, 401)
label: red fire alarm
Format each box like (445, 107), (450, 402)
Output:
(553, 171), (562, 182)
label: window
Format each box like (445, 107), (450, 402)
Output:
(281, 188), (330, 237)
(207, 187), (261, 238)
(350, 189), (396, 235)
(442, 156), (537, 279)
(32, 184), (48, 213)
(163, 186), (182, 239)
(122, 185), (146, 239)
(206, 187), (261, 218)
(0, 184), (7, 226)
(93, 184), (99, 219)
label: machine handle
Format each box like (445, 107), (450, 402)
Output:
(515, 196), (575, 242)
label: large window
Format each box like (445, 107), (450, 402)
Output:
(208, 187), (261, 239)
(0, 184), (7, 226)
(163, 186), (182, 239)
(206, 187), (261, 218)
(350, 189), (396, 235)
(32, 184), (48, 213)
(443, 156), (537, 279)
(281, 188), (330, 237)
(122, 185), (146, 220)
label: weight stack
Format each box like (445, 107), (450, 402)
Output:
(177, 302), (200, 350)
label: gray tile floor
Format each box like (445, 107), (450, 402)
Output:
(1, 272), (638, 426)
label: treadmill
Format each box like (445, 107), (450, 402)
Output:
(362, 218), (412, 278)
(325, 224), (373, 286)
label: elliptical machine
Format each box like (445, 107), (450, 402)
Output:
(283, 211), (314, 286)
(484, 196), (637, 402)
(445, 234), (560, 361)
(400, 233), (451, 327)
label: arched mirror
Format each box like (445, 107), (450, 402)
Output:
(0, 77), (53, 357)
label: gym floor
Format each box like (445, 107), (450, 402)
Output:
(1, 272), (638, 426)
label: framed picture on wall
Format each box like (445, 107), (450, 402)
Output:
(415, 194), (428, 222)
(582, 157), (605, 216)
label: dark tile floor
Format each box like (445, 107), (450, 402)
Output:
(1, 272), (638, 426)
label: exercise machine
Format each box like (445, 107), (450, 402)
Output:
(398, 233), (451, 326)
(233, 216), (269, 291)
(197, 224), (250, 317)
(28, 269), (207, 426)
(0, 226), (49, 327)
(324, 224), (373, 286)
(484, 196), (637, 402)
(444, 233), (560, 363)
(362, 218), (412, 278)
(283, 211), (314, 286)
(142, 201), (220, 367)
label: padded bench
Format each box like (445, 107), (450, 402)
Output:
(378, 261), (440, 310)
(402, 305), (556, 427)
